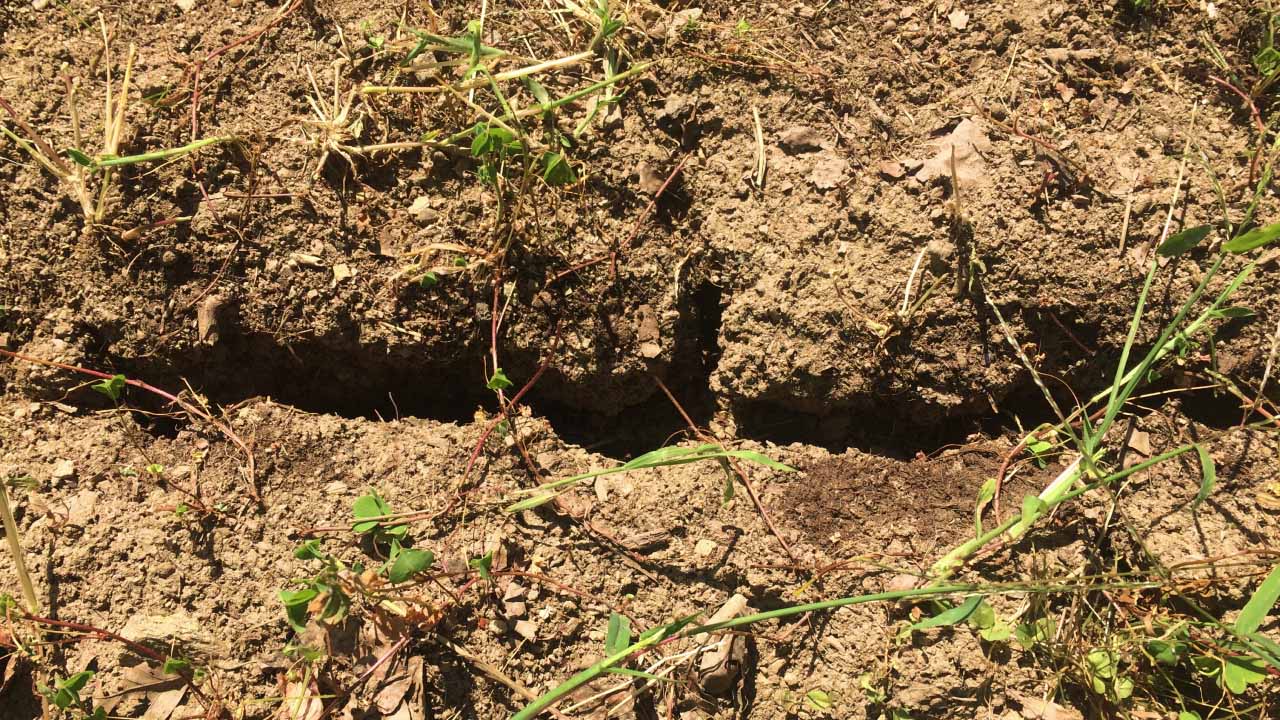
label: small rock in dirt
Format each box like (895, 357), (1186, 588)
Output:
(885, 573), (918, 593)
(408, 196), (435, 224)
(173, 0), (196, 11)
(656, 95), (693, 128)
(635, 161), (665, 194)
(911, 118), (992, 188)
(65, 490), (98, 525)
(513, 619), (538, 640)
(693, 538), (718, 557)
(32, 0), (50, 9)
(119, 612), (224, 662)
(197, 294), (226, 344)
(810, 154), (849, 190)
(594, 476), (609, 502)
(778, 126), (824, 154)
(51, 459), (76, 482)
(161, 250), (179, 266)
(332, 263), (354, 283)
(503, 601), (527, 618)
(1017, 695), (1084, 720)
(877, 160), (906, 179)
(638, 342), (662, 359)
(948, 9), (969, 30)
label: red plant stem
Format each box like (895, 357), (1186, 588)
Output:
(0, 349), (258, 500)
(19, 613), (215, 707)
(1208, 75), (1266, 134)
(651, 374), (800, 564)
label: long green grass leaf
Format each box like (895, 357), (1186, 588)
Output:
(908, 595), (983, 632)
(1157, 225), (1212, 257)
(1191, 445), (1216, 512)
(1224, 220), (1280, 253)
(1236, 563), (1280, 635)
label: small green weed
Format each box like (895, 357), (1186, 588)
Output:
(39, 671), (104, 719)
(280, 491), (436, 632)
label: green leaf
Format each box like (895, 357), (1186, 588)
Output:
(1191, 445), (1216, 512)
(388, 548), (434, 583)
(979, 620), (1013, 642)
(1236, 563), (1280, 635)
(65, 148), (93, 167)
(967, 600), (996, 629)
(1246, 631), (1280, 669)
(487, 368), (513, 391)
(973, 477), (996, 536)
(1255, 45), (1280, 76)
(1014, 617), (1055, 649)
(908, 595), (983, 633)
(1157, 225), (1212, 257)
(91, 374), (126, 401)
(320, 588), (350, 624)
(59, 671), (95, 695)
(542, 151), (577, 186)
(605, 613), (631, 655)
(1209, 306), (1255, 319)
(469, 551), (493, 580)
(162, 657), (191, 675)
(1020, 494), (1047, 525)
(1147, 638), (1187, 665)
(418, 271), (440, 289)
(294, 539), (325, 561)
(1221, 653), (1267, 694)
(52, 687), (75, 709)
(1224, 221), (1280, 253)
(524, 77), (550, 105)
(279, 588), (318, 632)
(352, 491), (392, 533)
(1086, 649), (1117, 680)
(1111, 674), (1134, 700)
(1178, 712), (1202, 720)
(804, 689), (833, 711)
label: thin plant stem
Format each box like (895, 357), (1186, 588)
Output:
(0, 482), (39, 614)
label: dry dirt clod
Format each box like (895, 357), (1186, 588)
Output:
(694, 593), (749, 696)
(779, 126), (825, 154)
(911, 118), (992, 188)
(197, 294), (225, 344)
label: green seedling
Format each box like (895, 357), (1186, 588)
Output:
(351, 491), (434, 583)
(1083, 647), (1135, 701)
(485, 367), (513, 392)
(280, 540), (351, 632)
(40, 671), (104, 719)
(90, 374), (126, 402)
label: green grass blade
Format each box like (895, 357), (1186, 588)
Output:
(1191, 445), (1216, 512)
(1223, 220), (1280, 253)
(908, 595), (983, 633)
(1236, 563), (1280, 635)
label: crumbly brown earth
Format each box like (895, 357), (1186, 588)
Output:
(1, 1), (1279, 719)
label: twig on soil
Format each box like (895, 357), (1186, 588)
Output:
(19, 613), (217, 710)
(440, 637), (573, 720)
(0, 349), (258, 501)
(751, 106), (766, 188)
(650, 375), (800, 564)
(314, 634), (411, 720)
